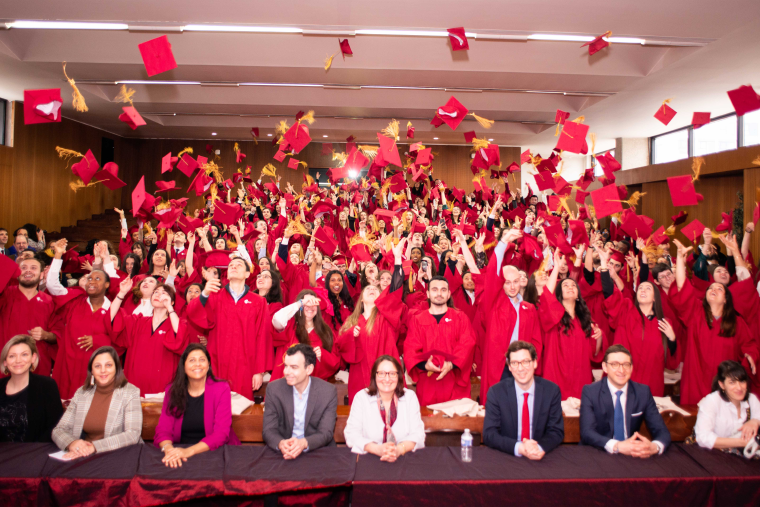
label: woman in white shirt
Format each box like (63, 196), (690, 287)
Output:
(694, 360), (760, 451)
(344, 355), (425, 461)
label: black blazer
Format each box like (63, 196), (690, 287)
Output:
(0, 373), (64, 443)
(262, 377), (338, 452)
(483, 376), (564, 455)
(579, 379), (671, 451)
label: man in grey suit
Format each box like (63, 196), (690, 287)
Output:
(263, 344), (338, 459)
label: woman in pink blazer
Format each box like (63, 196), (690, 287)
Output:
(154, 343), (240, 468)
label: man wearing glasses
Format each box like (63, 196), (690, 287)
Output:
(482, 341), (564, 459)
(580, 344), (671, 457)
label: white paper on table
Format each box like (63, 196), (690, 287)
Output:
(561, 397), (581, 417)
(231, 392), (254, 415)
(654, 396), (691, 416)
(49, 450), (74, 461)
(664, 370), (682, 385)
(592, 369), (603, 382)
(334, 370), (349, 384)
(141, 393), (165, 403)
(427, 398), (483, 418)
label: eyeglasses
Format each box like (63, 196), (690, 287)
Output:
(509, 359), (534, 369)
(376, 371), (399, 379)
(256, 273), (271, 280)
(605, 361), (632, 371)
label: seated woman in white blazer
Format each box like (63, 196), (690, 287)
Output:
(344, 355), (425, 461)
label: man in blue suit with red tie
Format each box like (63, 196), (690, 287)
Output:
(483, 341), (564, 459)
(580, 345), (671, 457)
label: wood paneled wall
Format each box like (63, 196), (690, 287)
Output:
(0, 108), (134, 240)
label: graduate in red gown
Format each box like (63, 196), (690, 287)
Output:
(270, 289), (340, 381)
(668, 239), (758, 405)
(186, 256), (272, 400)
(0, 257), (59, 377)
(456, 229), (541, 405)
(45, 240), (124, 399)
(250, 267), (286, 371)
(179, 282), (208, 347)
(540, 249), (605, 400)
(110, 278), (185, 395)
(404, 275), (476, 406)
(598, 247), (679, 397)
(336, 240), (406, 404)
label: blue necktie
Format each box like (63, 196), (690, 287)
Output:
(614, 390), (625, 441)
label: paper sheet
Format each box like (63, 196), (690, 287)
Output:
(231, 392), (253, 415)
(427, 398), (484, 418)
(561, 397), (581, 417)
(48, 450), (74, 461)
(334, 370), (349, 384)
(654, 396), (691, 416)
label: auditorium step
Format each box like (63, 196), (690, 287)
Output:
(47, 209), (135, 252)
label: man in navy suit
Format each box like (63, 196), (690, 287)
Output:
(580, 344), (671, 457)
(483, 341), (564, 459)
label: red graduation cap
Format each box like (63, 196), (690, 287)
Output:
(667, 175), (703, 207)
(350, 243), (372, 263)
(284, 123), (312, 154)
(553, 175), (571, 195)
(576, 168), (595, 191)
(310, 200), (336, 218)
(590, 184), (623, 218)
(692, 112), (711, 128)
(313, 227), (338, 256)
(410, 165), (427, 182)
(506, 162), (520, 174)
(205, 250), (234, 269)
(71, 149), (100, 185)
(155, 180), (180, 193)
(206, 144), (214, 154)
(321, 143), (334, 156)
(464, 131), (477, 143)
(412, 221), (426, 235)
(447, 27), (469, 51)
(568, 220), (590, 247)
(132, 177), (147, 217)
(236, 150), (246, 164)
(406, 124), (415, 139)
(251, 127), (259, 138)
(162, 152), (177, 174)
(544, 224), (574, 256)
(339, 39), (353, 56)
(23, 89), (62, 125)
(188, 170), (213, 196)
(651, 226), (669, 245)
(328, 167), (350, 183)
(654, 102), (677, 125)
(177, 214), (203, 235)
(577, 206), (589, 221)
(288, 158), (301, 170)
(273, 150), (287, 163)
(620, 213), (653, 240)
(547, 195), (562, 213)
(596, 151), (621, 179)
(176, 153), (199, 177)
(138, 35), (178, 77)
(555, 120), (589, 154)
(727, 85), (760, 116)
(170, 197), (188, 209)
(533, 171), (555, 192)
(345, 147), (370, 170)
(580, 31), (611, 55)
(575, 189), (590, 205)
(93, 162), (126, 190)
(119, 106), (146, 130)
(263, 181), (280, 196)
(373, 209), (396, 222)
(0, 254), (21, 294)
(520, 149), (532, 165)
(197, 155), (208, 167)
(416, 147), (433, 166)
(153, 207), (183, 229)
(435, 96), (469, 130)
(555, 109), (570, 125)
(387, 172), (408, 193)
(430, 115), (445, 128)
(378, 134), (402, 167)
(213, 201), (244, 226)
(671, 210), (688, 225)
(715, 211), (733, 232)
(680, 218), (706, 243)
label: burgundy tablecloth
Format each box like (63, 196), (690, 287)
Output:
(352, 445), (715, 507)
(678, 443), (760, 506)
(0, 442), (55, 507)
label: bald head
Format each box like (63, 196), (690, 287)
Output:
(502, 265), (521, 298)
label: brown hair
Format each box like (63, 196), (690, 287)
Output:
(293, 289), (333, 352)
(507, 340), (537, 362)
(340, 285), (379, 336)
(603, 344), (632, 363)
(0, 335), (39, 375)
(702, 283), (737, 337)
(84, 346), (128, 391)
(366, 355), (405, 398)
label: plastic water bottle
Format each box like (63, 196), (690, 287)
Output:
(461, 428), (473, 462)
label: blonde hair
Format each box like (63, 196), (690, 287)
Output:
(0, 335), (39, 375)
(339, 286), (379, 336)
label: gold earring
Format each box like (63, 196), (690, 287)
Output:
(91, 376), (95, 386)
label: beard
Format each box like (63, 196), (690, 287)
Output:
(19, 277), (40, 289)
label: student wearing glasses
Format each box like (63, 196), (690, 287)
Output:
(344, 355), (425, 461)
(580, 345), (671, 457)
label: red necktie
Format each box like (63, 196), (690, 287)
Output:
(521, 393), (530, 441)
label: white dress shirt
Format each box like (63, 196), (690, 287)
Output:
(514, 381), (543, 457)
(604, 380), (664, 455)
(344, 389), (426, 454)
(292, 378), (311, 448)
(694, 391), (760, 449)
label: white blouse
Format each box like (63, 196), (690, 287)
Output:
(344, 388), (426, 454)
(694, 391), (760, 449)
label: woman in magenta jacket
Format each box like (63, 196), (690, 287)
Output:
(154, 343), (240, 467)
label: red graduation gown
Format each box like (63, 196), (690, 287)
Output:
(539, 290), (604, 400)
(0, 287), (58, 377)
(578, 272), (613, 364)
(603, 289), (679, 397)
(668, 279), (759, 404)
(404, 307), (476, 406)
(187, 287), (272, 400)
(270, 327), (340, 382)
(335, 287), (403, 404)
(115, 313), (186, 395)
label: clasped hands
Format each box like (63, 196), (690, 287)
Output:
(425, 356), (453, 381)
(278, 437), (308, 460)
(518, 438), (545, 460)
(615, 432), (659, 458)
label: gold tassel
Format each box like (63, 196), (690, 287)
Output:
(69, 178), (99, 192)
(589, 133), (596, 156)
(285, 217), (310, 237)
(558, 195), (573, 216)
(626, 191), (646, 208)
(349, 233), (378, 253)
(62, 62), (88, 113)
(177, 147), (193, 158)
(114, 84), (136, 107)
(381, 119), (400, 140)
(324, 53), (337, 71)
(55, 146), (84, 161)
(570, 116), (585, 124)
(665, 224), (676, 236)
(262, 163), (278, 178)
(692, 156), (705, 183)
(298, 161), (309, 169)
(155, 200), (171, 211)
(298, 110), (316, 125)
(555, 123), (561, 137)
(469, 112), (494, 129)
(586, 204), (596, 218)
(233, 142), (240, 155)
(359, 145), (378, 159)
(275, 120), (290, 136)
(332, 152), (348, 166)
(471, 137), (490, 151)
(536, 254), (550, 276)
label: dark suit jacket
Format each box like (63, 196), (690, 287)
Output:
(0, 373), (64, 443)
(263, 377), (337, 452)
(580, 379), (671, 451)
(483, 376), (564, 455)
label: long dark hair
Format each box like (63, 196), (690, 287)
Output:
(131, 241), (147, 262)
(555, 278), (593, 337)
(84, 346), (128, 391)
(168, 343), (220, 417)
(325, 270), (354, 329)
(634, 281), (668, 355)
(293, 289), (334, 352)
(367, 355), (405, 398)
(259, 269), (283, 304)
(523, 274), (540, 306)
(702, 283), (738, 337)
(437, 250), (453, 276)
(148, 249), (169, 276)
(123, 253), (142, 277)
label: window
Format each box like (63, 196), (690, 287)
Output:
(742, 109), (760, 147)
(652, 129), (689, 164)
(693, 115), (737, 156)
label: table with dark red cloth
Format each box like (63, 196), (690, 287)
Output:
(352, 445), (717, 507)
(678, 443), (760, 506)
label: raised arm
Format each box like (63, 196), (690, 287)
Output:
(546, 248), (562, 295)
(46, 240), (69, 296)
(455, 229), (480, 275)
(110, 276), (133, 321)
(673, 239), (693, 291)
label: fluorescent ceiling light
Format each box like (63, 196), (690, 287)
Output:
(355, 29), (475, 37)
(528, 34), (594, 42)
(184, 24), (302, 33)
(323, 135), (329, 137)
(608, 37), (646, 44)
(116, 80), (201, 85)
(211, 132), (217, 135)
(240, 82), (322, 88)
(433, 137), (439, 140)
(488, 138), (494, 141)
(9, 20), (128, 30)
(267, 134), (273, 136)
